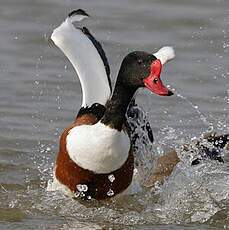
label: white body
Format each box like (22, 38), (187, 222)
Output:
(51, 17), (111, 107)
(66, 122), (130, 173)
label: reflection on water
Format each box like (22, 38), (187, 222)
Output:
(0, 0), (228, 229)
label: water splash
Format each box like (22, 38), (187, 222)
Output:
(30, 93), (229, 228)
(76, 184), (88, 192)
(151, 149), (229, 224)
(107, 189), (115, 197)
(28, 133), (229, 228)
(176, 92), (214, 133)
(126, 102), (158, 181)
(108, 174), (115, 183)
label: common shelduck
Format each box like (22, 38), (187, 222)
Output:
(51, 9), (175, 200)
(50, 9), (228, 199)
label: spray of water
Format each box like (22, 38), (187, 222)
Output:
(176, 92), (214, 134)
(24, 89), (229, 227)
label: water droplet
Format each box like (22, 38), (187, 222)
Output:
(9, 199), (18, 208)
(108, 174), (115, 182)
(76, 184), (88, 192)
(74, 192), (80, 198)
(107, 189), (114, 197)
(46, 147), (51, 152)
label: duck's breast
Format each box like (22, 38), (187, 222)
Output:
(66, 122), (130, 174)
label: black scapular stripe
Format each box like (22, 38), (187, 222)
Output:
(81, 27), (112, 91)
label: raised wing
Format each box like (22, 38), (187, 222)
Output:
(51, 9), (111, 108)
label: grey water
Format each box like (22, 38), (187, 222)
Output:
(0, 0), (229, 229)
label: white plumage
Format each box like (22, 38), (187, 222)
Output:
(66, 122), (130, 174)
(51, 15), (111, 107)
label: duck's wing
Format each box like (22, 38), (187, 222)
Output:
(79, 26), (111, 89)
(126, 99), (154, 145)
(51, 9), (111, 109)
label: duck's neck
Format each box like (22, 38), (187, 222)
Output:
(101, 80), (137, 131)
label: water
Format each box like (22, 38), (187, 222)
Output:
(0, 0), (229, 229)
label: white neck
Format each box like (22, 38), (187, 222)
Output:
(51, 18), (111, 107)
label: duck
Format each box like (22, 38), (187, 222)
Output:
(51, 9), (175, 200)
(50, 9), (171, 146)
(50, 9), (229, 199)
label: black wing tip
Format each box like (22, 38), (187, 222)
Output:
(68, 9), (90, 18)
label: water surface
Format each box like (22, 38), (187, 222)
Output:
(0, 0), (229, 229)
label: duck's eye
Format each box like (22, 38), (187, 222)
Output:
(153, 78), (159, 84)
(137, 59), (143, 65)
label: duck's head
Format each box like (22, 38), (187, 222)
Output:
(118, 49), (174, 96)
